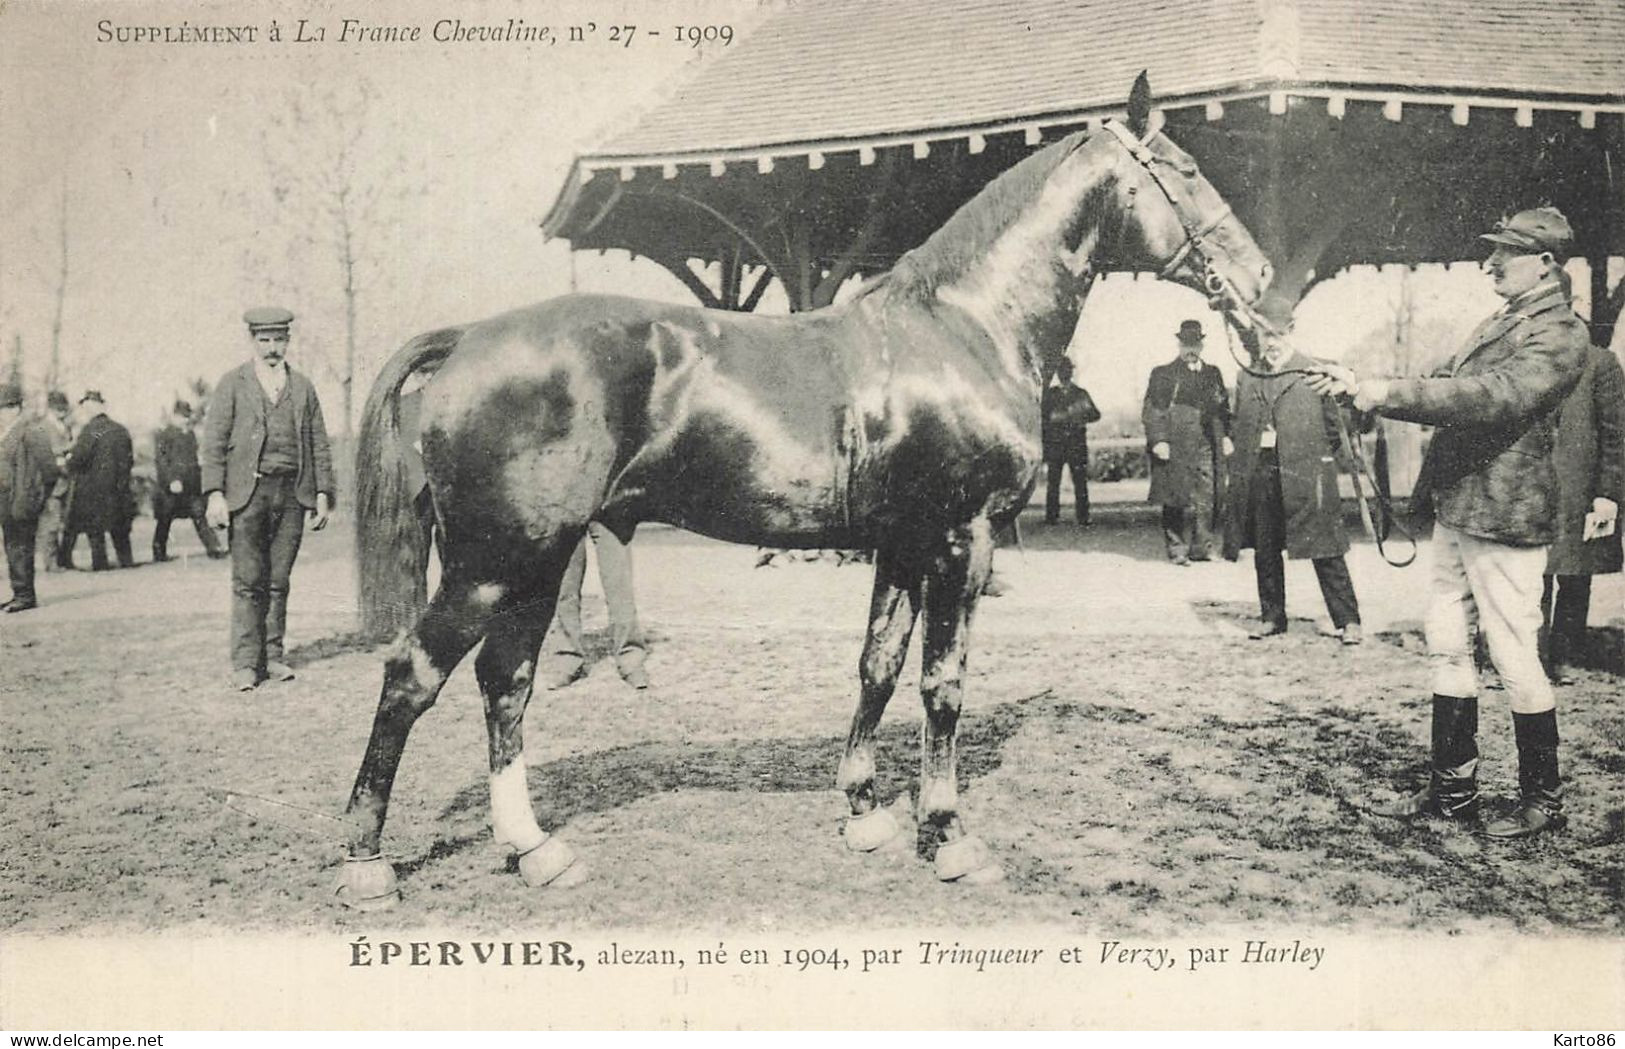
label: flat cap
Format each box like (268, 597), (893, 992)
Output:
(0, 383), (22, 409)
(173, 399), (193, 417)
(1480, 207), (1574, 259)
(46, 390), (70, 411)
(243, 306), (295, 332)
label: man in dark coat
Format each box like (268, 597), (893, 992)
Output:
(1541, 344), (1624, 681)
(151, 399), (226, 562)
(62, 390), (135, 571)
(38, 390), (73, 572)
(0, 383), (61, 612)
(1143, 319), (1232, 563)
(202, 307), (335, 692)
(1042, 357), (1102, 526)
(1227, 340), (1362, 643)
(1308, 206), (1589, 840)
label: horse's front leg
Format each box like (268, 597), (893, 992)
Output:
(339, 579), (489, 909)
(917, 517), (1003, 883)
(476, 587), (586, 890)
(838, 545), (922, 852)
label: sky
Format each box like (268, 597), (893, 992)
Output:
(1, 0), (1614, 439)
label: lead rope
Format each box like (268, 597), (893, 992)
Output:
(1219, 319), (1418, 568)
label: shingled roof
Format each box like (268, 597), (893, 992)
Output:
(581, 0), (1625, 165)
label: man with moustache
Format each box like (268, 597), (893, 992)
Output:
(1307, 207), (1588, 839)
(202, 308), (335, 692)
(1143, 319), (1233, 563)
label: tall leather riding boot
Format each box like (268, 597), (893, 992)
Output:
(1373, 695), (1480, 820)
(1484, 710), (1565, 839)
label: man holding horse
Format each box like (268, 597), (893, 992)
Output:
(202, 307), (335, 692)
(1143, 319), (1233, 563)
(1307, 206), (1589, 839)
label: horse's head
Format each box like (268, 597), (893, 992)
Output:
(1103, 73), (1274, 333)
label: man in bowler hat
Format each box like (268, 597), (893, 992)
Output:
(1308, 207), (1589, 839)
(0, 383), (60, 611)
(202, 307), (335, 691)
(1143, 320), (1233, 563)
(62, 390), (135, 570)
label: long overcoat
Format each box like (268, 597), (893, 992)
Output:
(1384, 281), (1588, 546)
(1226, 350), (1351, 560)
(1546, 345), (1624, 576)
(1143, 360), (1229, 508)
(0, 417), (60, 523)
(65, 412), (134, 532)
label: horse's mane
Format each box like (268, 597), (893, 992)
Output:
(858, 130), (1092, 300)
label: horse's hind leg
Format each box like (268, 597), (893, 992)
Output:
(917, 517), (1003, 883)
(475, 555), (585, 888)
(838, 546), (922, 852)
(338, 579), (490, 908)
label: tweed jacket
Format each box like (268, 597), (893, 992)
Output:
(0, 416), (60, 523)
(201, 361), (335, 512)
(1380, 281), (1588, 546)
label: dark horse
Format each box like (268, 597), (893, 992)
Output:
(339, 76), (1272, 907)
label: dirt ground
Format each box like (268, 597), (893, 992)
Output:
(2, 490), (1621, 935)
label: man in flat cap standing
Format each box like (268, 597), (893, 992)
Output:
(1143, 319), (1233, 563)
(62, 390), (135, 571)
(0, 383), (60, 611)
(1307, 207), (1589, 839)
(202, 307), (334, 692)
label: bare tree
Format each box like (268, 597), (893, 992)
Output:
(246, 77), (426, 436)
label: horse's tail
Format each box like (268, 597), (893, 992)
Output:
(355, 326), (463, 641)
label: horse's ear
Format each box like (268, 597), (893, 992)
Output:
(1127, 71), (1152, 137)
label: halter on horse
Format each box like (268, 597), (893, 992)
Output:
(339, 74), (1272, 907)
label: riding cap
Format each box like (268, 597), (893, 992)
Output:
(1480, 207), (1574, 260)
(0, 383), (22, 409)
(1177, 319), (1205, 343)
(243, 306), (295, 333)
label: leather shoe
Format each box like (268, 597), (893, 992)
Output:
(4, 598), (39, 613)
(543, 659), (586, 690)
(1372, 782), (1480, 821)
(264, 661), (296, 682)
(1483, 803), (1566, 839)
(1340, 623), (1363, 646)
(1248, 621), (1288, 640)
(231, 669), (259, 692)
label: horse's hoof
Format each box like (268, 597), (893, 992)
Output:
(517, 836), (585, 888)
(844, 807), (903, 852)
(336, 856), (400, 910)
(935, 835), (1002, 883)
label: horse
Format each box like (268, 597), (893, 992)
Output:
(338, 74), (1274, 908)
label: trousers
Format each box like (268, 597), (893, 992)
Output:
(547, 522), (644, 666)
(228, 474), (305, 672)
(1426, 523), (1554, 714)
(3, 516), (39, 604)
(1045, 457), (1090, 524)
